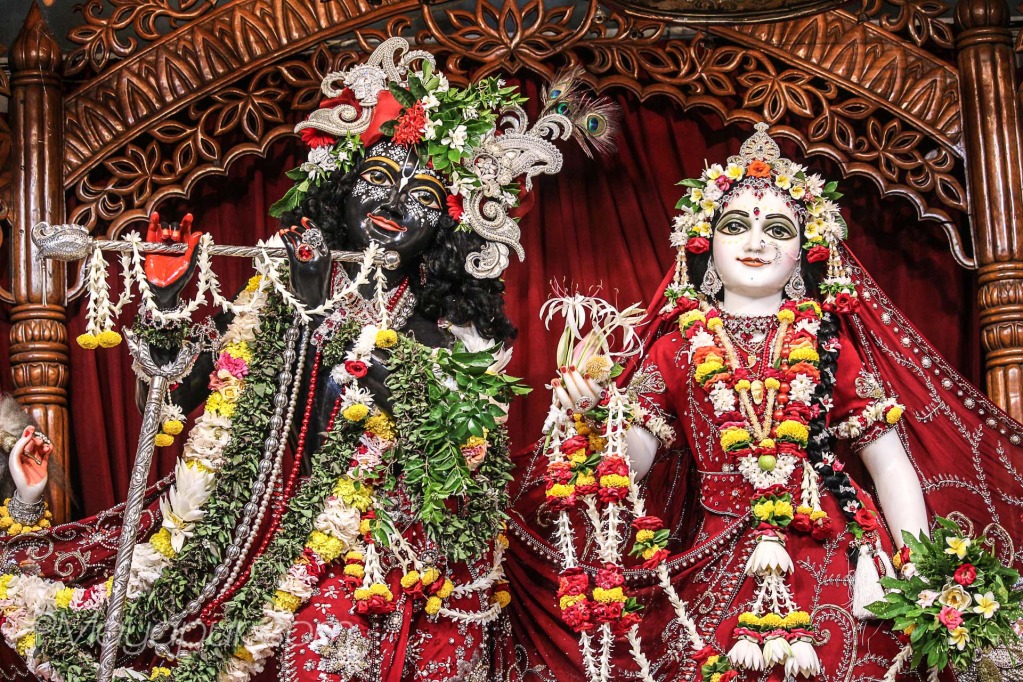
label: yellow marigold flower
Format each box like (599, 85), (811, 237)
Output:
(76, 333), (100, 350)
(38, 519), (50, 528)
(375, 329), (398, 348)
(787, 611), (811, 627)
(710, 674), (723, 682)
(150, 528), (177, 559)
(568, 451), (587, 465)
(679, 310), (706, 329)
(788, 347), (820, 364)
(343, 403), (370, 422)
(641, 547), (660, 560)
(150, 667), (172, 680)
(364, 413), (396, 441)
(344, 564), (365, 579)
(753, 501), (775, 520)
(334, 478), (374, 512)
(735, 379), (751, 392)
(233, 646), (254, 662)
(493, 590), (512, 609)
(0, 574), (14, 600)
(55, 587), (75, 610)
(97, 330), (123, 348)
(738, 612), (759, 627)
(162, 419), (184, 436)
(244, 275), (263, 293)
(497, 533), (509, 549)
(583, 356), (613, 384)
(592, 587), (626, 603)
(764, 378), (781, 391)
(359, 518), (372, 535)
(773, 500), (794, 519)
(705, 655), (720, 667)
(759, 439), (776, 449)
(599, 474), (630, 489)
(8, 523), (23, 536)
(436, 579), (454, 599)
(886, 405), (904, 424)
(273, 590), (303, 612)
(694, 360), (725, 384)
(425, 596), (443, 615)
(15, 633), (35, 656)
(719, 428), (751, 451)
(154, 433), (175, 448)
(560, 594), (585, 610)
(345, 550), (364, 563)
(548, 483), (575, 498)
(796, 505), (813, 515)
(761, 613), (784, 628)
(575, 473), (596, 487)
(224, 341), (253, 363)
(706, 317), (723, 331)
(400, 571), (421, 589)
(421, 568), (440, 586)
(810, 510), (829, 521)
(588, 434), (608, 451)
(636, 529), (655, 543)
(368, 583), (393, 599)
(574, 421), (592, 436)
(354, 587), (370, 600)
(0, 516), (12, 530)
(463, 435), (487, 450)
(305, 530), (343, 563)
(775, 420), (809, 445)
(105, 577), (114, 595)
(777, 309), (795, 324)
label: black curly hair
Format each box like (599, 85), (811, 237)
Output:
(279, 166), (516, 343)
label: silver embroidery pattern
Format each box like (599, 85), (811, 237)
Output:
(308, 620), (379, 680)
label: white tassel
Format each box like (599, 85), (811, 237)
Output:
(746, 535), (794, 576)
(786, 637), (822, 677)
(762, 633), (793, 667)
(728, 635), (765, 671)
(852, 543), (886, 619)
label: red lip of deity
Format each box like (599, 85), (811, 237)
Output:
(367, 213), (407, 233)
(738, 257), (771, 267)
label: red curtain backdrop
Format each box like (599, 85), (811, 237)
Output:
(1, 89), (977, 517)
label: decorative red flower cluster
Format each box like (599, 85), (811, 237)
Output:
(393, 101), (427, 147)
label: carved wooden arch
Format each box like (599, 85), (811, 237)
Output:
(54, 0), (971, 267)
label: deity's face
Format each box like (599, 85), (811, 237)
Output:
(711, 186), (803, 301)
(342, 141), (448, 274)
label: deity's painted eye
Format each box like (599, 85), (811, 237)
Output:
(717, 219), (749, 236)
(361, 169), (392, 186)
(765, 222), (798, 240)
(412, 190), (442, 210)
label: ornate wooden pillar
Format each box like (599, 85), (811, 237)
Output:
(955, 0), (1023, 422)
(8, 3), (70, 522)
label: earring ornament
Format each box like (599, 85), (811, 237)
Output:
(785, 266), (807, 300)
(700, 257), (723, 298)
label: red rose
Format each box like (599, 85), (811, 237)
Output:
(545, 462), (573, 486)
(595, 564), (625, 589)
(557, 568), (589, 597)
(790, 513), (812, 534)
(355, 593), (395, 615)
(719, 671), (739, 682)
(810, 516), (835, 541)
(596, 456), (629, 478)
(446, 194), (464, 221)
(833, 292), (859, 313)
(953, 563), (977, 586)
(300, 127), (337, 149)
(560, 435), (591, 456)
(714, 175), (731, 192)
(641, 548), (669, 570)
(612, 610), (643, 636)
(806, 245), (830, 263)
(591, 600), (624, 623)
(854, 508), (879, 532)
(898, 545), (911, 566)
(747, 160), (772, 178)
(632, 516), (664, 531)
(344, 359), (369, 378)
(562, 600), (594, 632)
(343, 574), (363, 591)
(686, 237), (710, 254)
(597, 486), (629, 504)
(692, 645), (717, 666)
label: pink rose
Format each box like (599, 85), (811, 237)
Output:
(938, 606), (963, 631)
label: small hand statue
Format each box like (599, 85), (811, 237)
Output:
(8, 426), (52, 506)
(279, 218), (331, 311)
(143, 211), (203, 311)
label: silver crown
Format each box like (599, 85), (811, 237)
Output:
(727, 122), (795, 176)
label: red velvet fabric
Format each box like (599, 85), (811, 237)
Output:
(2, 88), (975, 517)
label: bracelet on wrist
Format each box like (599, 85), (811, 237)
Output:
(0, 495), (51, 536)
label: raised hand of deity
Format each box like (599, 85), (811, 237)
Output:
(280, 218), (332, 310)
(7, 425), (52, 506)
(143, 211), (203, 311)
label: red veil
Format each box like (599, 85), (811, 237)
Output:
(499, 244), (1023, 679)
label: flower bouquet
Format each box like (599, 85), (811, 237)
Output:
(867, 516), (1023, 677)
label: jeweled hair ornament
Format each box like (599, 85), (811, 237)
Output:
(275, 37), (619, 279)
(666, 122), (857, 313)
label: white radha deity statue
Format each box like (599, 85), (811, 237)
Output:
(497, 123), (1023, 682)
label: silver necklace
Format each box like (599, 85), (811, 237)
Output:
(311, 266), (416, 347)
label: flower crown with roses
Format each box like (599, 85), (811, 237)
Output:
(665, 123), (858, 313)
(271, 38), (616, 279)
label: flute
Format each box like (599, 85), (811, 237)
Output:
(31, 222), (401, 269)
